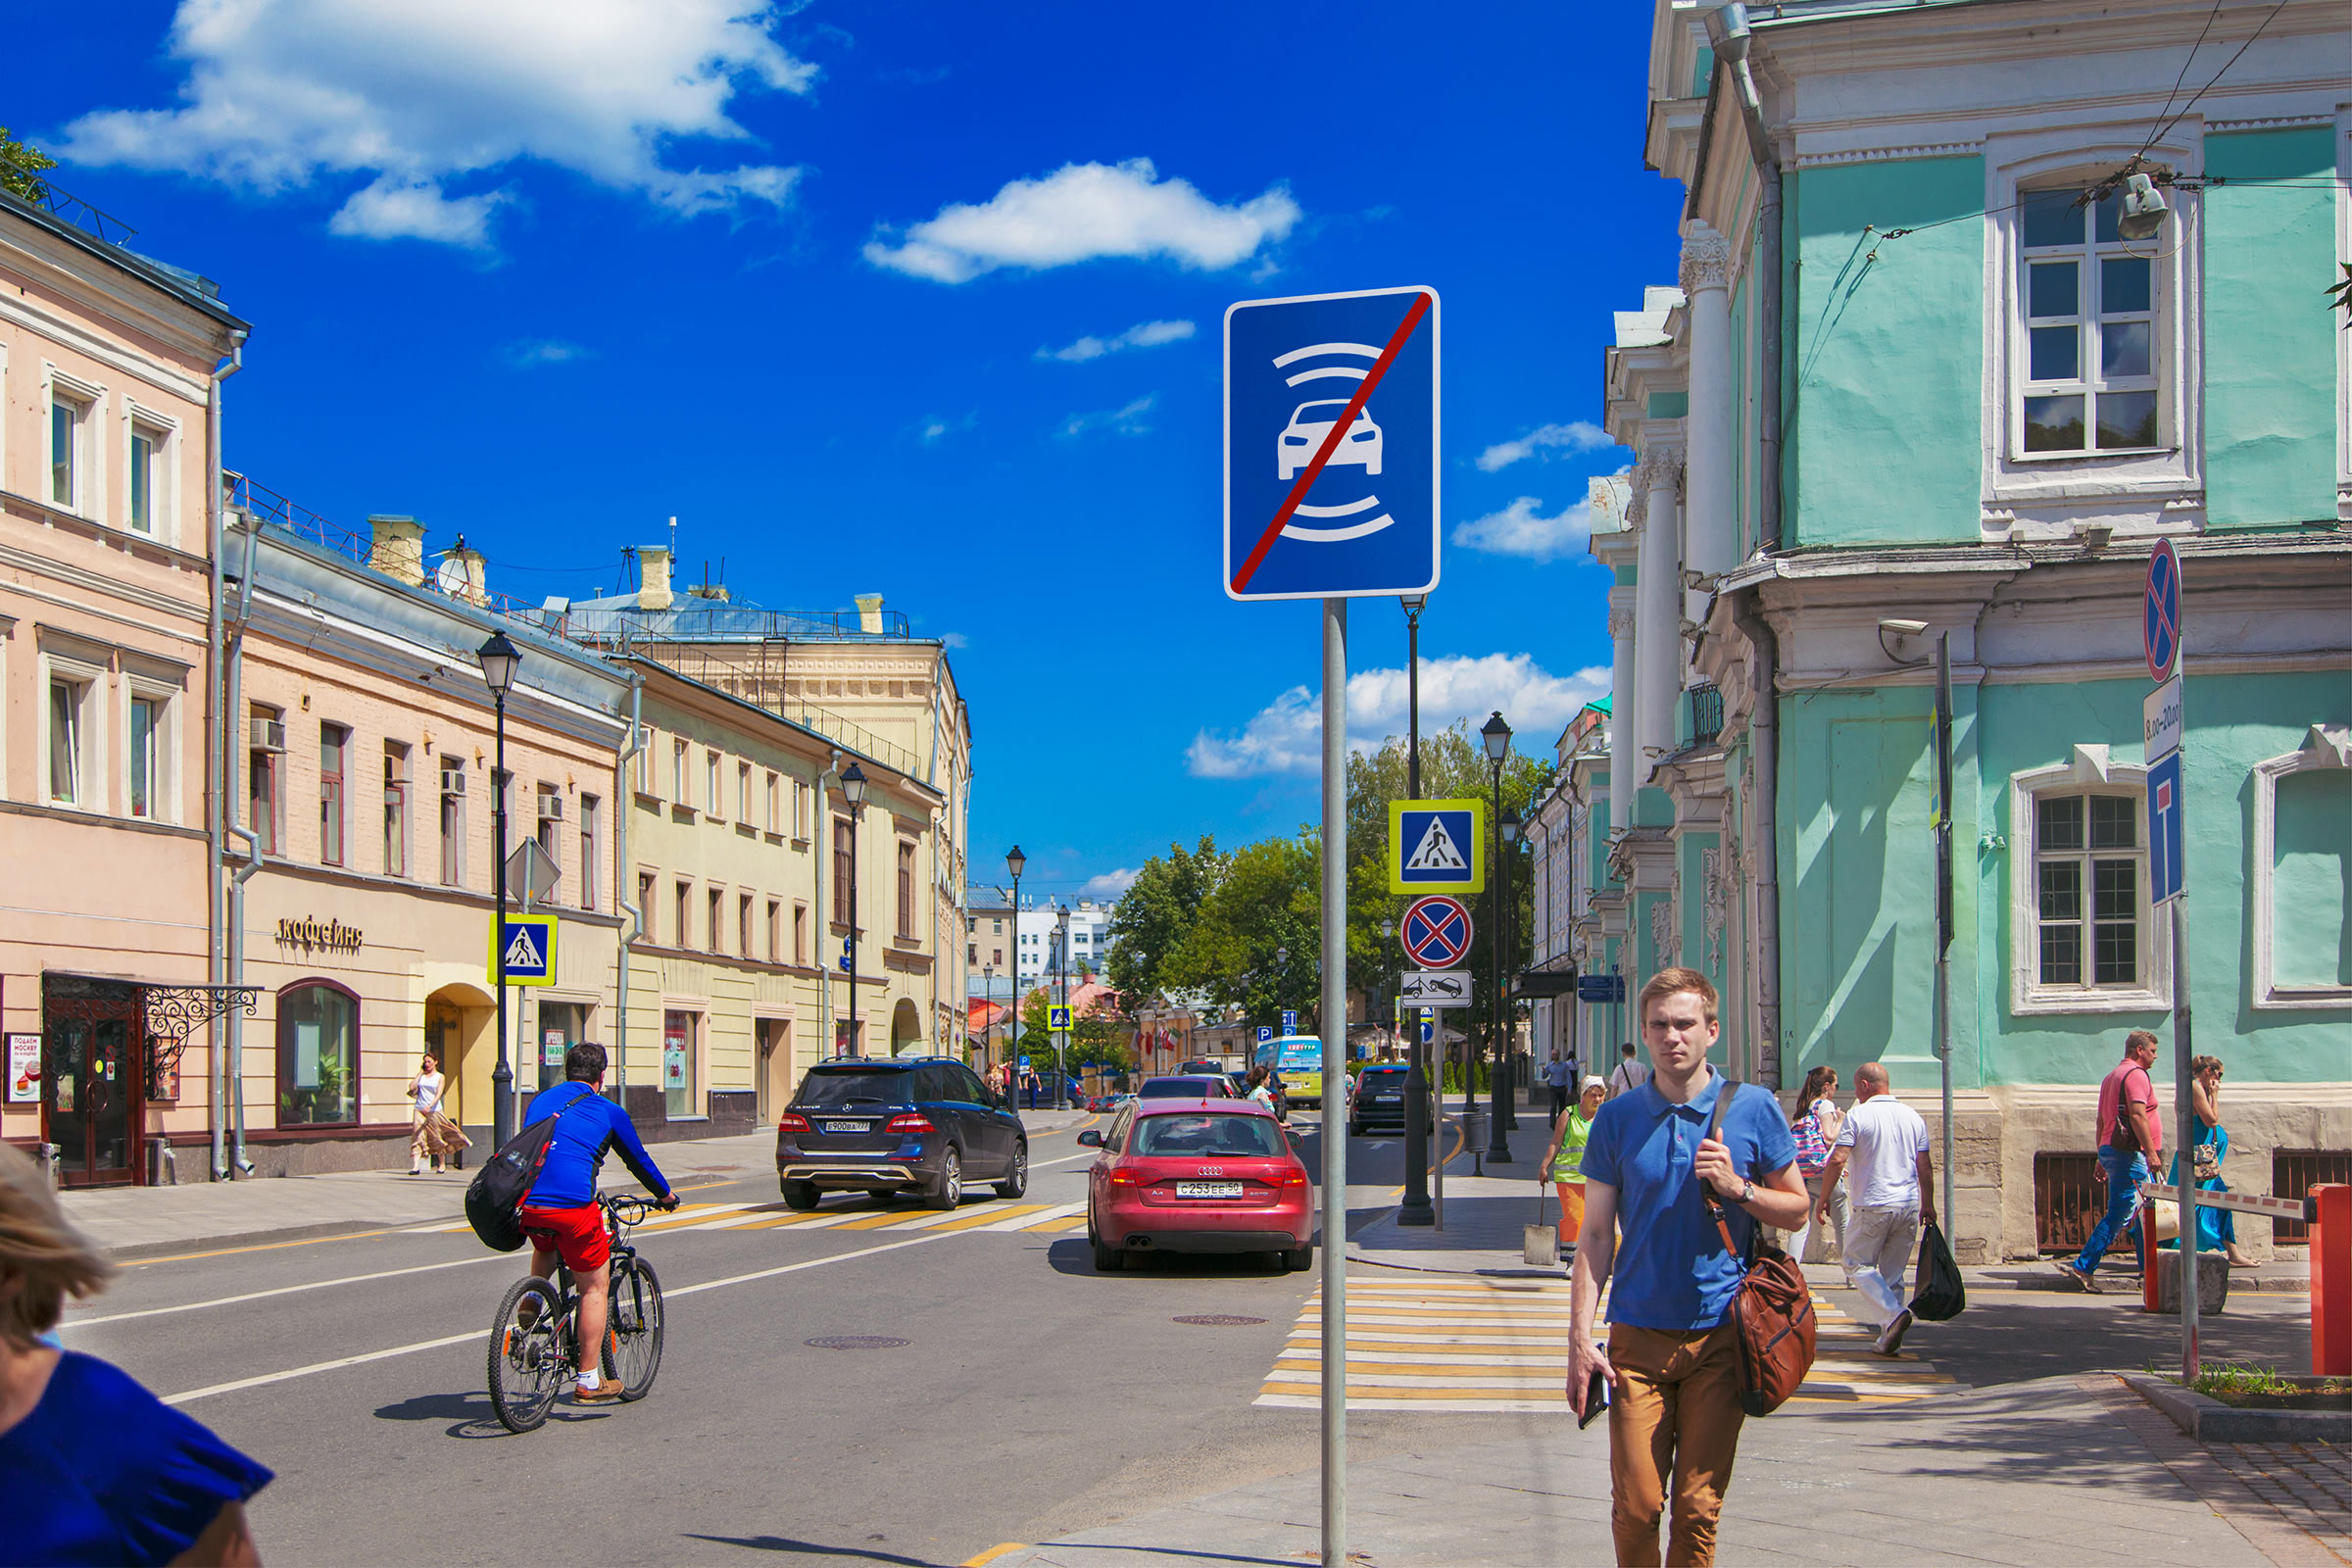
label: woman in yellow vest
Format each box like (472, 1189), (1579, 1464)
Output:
(1544, 1075), (1606, 1240)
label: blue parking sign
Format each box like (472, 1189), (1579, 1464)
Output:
(2148, 751), (2185, 904)
(1256, 1026), (1273, 1045)
(1224, 286), (1439, 601)
(1281, 1010), (1298, 1037)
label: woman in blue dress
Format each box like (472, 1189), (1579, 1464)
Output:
(0, 1144), (273, 1565)
(2167, 1054), (2257, 1268)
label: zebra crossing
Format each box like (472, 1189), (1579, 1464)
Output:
(413, 1198), (1092, 1239)
(1253, 1276), (1959, 1414)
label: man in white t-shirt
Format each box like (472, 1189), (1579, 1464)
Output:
(1605, 1043), (1650, 1101)
(1817, 1061), (1934, 1356)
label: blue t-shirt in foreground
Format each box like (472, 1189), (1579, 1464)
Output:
(1580, 1070), (1797, 1331)
(521, 1081), (672, 1208)
(2, 1350), (272, 1566)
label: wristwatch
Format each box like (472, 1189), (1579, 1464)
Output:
(1737, 1179), (1755, 1206)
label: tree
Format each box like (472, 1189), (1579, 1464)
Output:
(1017, 989), (1133, 1079)
(1162, 831), (1326, 1024)
(0, 129), (56, 204)
(1105, 835), (1229, 1004)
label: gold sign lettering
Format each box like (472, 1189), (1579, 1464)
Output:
(276, 916), (365, 956)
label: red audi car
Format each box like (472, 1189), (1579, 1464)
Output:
(1078, 1099), (1312, 1273)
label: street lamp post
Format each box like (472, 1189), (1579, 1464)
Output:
(1004, 847), (1025, 1098)
(478, 630), (523, 1148)
(1481, 710), (1514, 1164)
(1499, 808), (1522, 1132)
(1055, 903), (1071, 1109)
(981, 962), (995, 1079)
(841, 762), (867, 1056)
(1397, 594), (1436, 1225)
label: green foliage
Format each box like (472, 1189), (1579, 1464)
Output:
(2331, 262), (2352, 331)
(0, 128), (56, 204)
(1105, 836), (1229, 1003)
(1017, 988), (1133, 1076)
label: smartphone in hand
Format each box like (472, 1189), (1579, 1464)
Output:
(1577, 1367), (1610, 1430)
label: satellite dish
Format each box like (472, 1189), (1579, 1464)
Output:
(433, 556), (467, 595)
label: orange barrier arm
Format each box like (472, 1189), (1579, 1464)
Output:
(2314, 1184), (2350, 1376)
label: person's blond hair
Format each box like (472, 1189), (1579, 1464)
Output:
(0, 1142), (114, 1348)
(1639, 965), (1719, 1028)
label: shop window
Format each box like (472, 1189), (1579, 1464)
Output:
(383, 742), (410, 877)
(662, 1009), (698, 1117)
(277, 981), (360, 1126)
(439, 758), (466, 886)
(897, 840), (916, 938)
(2251, 727), (2352, 1007)
(578, 794), (601, 910)
(319, 723), (348, 866)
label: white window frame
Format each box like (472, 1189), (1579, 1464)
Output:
(2007, 746), (2171, 1015)
(2250, 724), (2352, 1009)
(42, 655), (104, 810)
(672, 737), (688, 806)
(738, 760), (752, 824)
(1981, 133), (2203, 525)
(46, 370), (105, 517)
(123, 677), (178, 824)
(634, 726), (656, 797)
(121, 403), (179, 542)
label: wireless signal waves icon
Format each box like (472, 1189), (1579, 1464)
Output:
(1270, 341), (1395, 543)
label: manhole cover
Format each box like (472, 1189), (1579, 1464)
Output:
(1172, 1314), (1266, 1327)
(804, 1335), (909, 1350)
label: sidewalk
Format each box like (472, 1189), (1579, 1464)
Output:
(985, 1372), (2335, 1567)
(65, 1108), (1095, 1259)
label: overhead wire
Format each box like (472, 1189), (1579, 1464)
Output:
(2141, 0), (2295, 149)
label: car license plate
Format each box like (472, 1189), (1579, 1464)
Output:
(1176, 1181), (1245, 1199)
(822, 1120), (870, 1134)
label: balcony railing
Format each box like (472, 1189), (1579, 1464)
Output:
(1687, 683), (1724, 747)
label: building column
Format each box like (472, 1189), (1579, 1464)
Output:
(1634, 444), (1685, 775)
(1680, 223), (1738, 623)
(1608, 594), (1636, 843)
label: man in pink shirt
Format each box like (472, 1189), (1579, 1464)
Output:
(2056, 1030), (2163, 1293)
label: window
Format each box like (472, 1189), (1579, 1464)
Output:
(2250, 727), (2352, 1008)
(635, 727), (655, 795)
(738, 760), (752, 823)
(251, 707), (286, 855)
(675, 881), (691, 948)
(662, 1009), (697, 1117)
(992, 947), (1003, 966)
(316, 724), (347, 865)
(438, 758), (465, 886)
(793, 903), (808, 966)
(2017, 185), (2159, 456)
(578, 795), (601, 910)
(536, 783), (561, 863)
(897, 840), (916, 937)
(127, 696), (158, 819)
(967, 943), (978, 963)
(792, 777), (808, 839)
(127, 424), (162, 534)
(709, 888), (724, 952)
(765, 770), (780, 833)
(50, 392), (85, 509)
(739, 893), (755, 957)
(833, 817), (854, 921)
(2034, 793), (2139, 986)
(766, 899), (781, 962)
(707, 750), (720, 815)
(383, 743), (409, 876)
(637, 871), (656, 935)
(48, 675), (89, 805)
(672, 738), (688, 804)
(277, 981), (360, 1126)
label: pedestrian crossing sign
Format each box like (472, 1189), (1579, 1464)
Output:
(492, 915), (558, 987)
(1387, 798), (1485, 894)
(1048, 1004), (1072, 1032)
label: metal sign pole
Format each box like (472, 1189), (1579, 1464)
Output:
(1934, 634), (1954, 1233)
(1319, 596), (1349, 1568)
(2175, 893), (2197, 1378)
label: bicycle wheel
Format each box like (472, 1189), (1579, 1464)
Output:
(601, 1254), (664, 1401)
(488, 1275), (569, 1434)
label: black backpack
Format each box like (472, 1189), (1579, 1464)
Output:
(465, 1084), (596, 1252)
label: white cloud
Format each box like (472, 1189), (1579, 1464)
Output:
(61, 0), (815, 246)
(940, 631), (969, 649)
(1039, 318), (1196, 363)
(864, 159), (1298, 283)
(1081, 868), (1139, 900)
(1058, 394), (1155, 439)
(1452, 495), (1595, 562)
(500, 336), (592, 368)
(1476, 420), (1613, 472)
(1188, 653), (1611, 779)
(916, 411), (976, 446)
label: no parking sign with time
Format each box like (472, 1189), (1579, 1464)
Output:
(1224, 286), (1439, 601)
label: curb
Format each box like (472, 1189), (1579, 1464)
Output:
(2122, 1371), (2352, 1443)
(105, 1218), (426, 1264)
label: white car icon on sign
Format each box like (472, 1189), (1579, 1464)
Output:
(1278, 399), (1383, 480)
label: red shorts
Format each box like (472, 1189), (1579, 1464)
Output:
(519, 1202), (610, 1271)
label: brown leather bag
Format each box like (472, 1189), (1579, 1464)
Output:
(1706, 1076), (1816, 1416)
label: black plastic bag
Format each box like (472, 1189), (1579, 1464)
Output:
(1910, 1219), (1966, 1322)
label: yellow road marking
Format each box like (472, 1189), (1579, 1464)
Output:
(1027, 1216), (1089, 1233)
(962, 1546), (1029, 1566)
(925, 1203), (1051, 1232)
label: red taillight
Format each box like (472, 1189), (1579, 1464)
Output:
(1280, 1170), (1309, 1187)
(885, 1112), (935, 1134)
(1108, 1170), (1141, 1187)
(776, 1112), (810, 1134)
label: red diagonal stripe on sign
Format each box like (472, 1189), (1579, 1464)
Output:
(1230, 291), (1432, 594)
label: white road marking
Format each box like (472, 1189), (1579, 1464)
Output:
(62, 1252), (516, 1329)
(160, 1232), (956, 1406)
(976, 1200), (1086, 1233)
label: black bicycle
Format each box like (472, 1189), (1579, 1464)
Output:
(487, 1193), (666, 1434)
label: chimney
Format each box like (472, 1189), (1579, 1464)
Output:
(639, 547), (674, 612)
(855, 593), (885, 634)
(446, 537), (486, 606)
(368, 514), (425, 586)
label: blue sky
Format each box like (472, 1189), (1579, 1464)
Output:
(19, 0), (1684, 904)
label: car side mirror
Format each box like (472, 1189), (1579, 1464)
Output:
(1076, 1129), (1102, 1147)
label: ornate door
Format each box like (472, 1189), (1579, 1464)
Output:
(42, 987), (143, 1188)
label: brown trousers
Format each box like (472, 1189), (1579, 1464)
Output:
(1606, 1321), (1746, 1566)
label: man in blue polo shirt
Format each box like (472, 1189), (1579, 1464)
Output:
(1568, 967), (1807, 1567)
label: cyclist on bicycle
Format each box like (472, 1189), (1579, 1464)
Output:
(518, 1042), (678, 1403)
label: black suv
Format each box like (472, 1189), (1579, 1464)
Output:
(1348, 1063), (1410, 1136)
(776, 1056), (1027, 1210)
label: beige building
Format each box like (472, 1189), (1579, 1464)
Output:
(0, 181), (246, 1186)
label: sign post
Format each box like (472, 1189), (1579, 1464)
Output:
(1227, 284), (1439, 1568)
(1931, 633), (1955, 1238)
(2142, 539), (2196, 1374)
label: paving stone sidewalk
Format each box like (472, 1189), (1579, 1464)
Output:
(988, 1373), (2343, 1567)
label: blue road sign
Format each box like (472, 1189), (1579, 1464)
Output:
(1400, 895), (1473, 969)
(2145, 538), (2181, 683)
(492, 915), (556, 986)
(1048, 1004), (1073, 1031)
(2149, 751), (2185, 904)
(1224, 286), (1439, 601)
(1577, 974), (1627, 1004)
(1281, 1009), (1298, 1037)
(1389, 800), (1485, 894)
(1419, 1013), (1434, 1045)
(1018, 1055), (1030, 1069)
(1256, 1026), (1274, 1045)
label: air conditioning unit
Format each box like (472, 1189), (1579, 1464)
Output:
(538, 793), (564, 821)
(440, 767), (467, 797)
(248, 717), (286, 753)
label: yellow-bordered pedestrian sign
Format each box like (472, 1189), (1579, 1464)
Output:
(492, 915), (558, 987)
(1048, 1004), (1073, 1032)
(1387, 798), (1485, 894)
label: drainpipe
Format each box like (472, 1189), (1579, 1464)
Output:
(614, 667), (645, 1098)
(206, 335), (243, 1180)
(220, 507), (264, 1174)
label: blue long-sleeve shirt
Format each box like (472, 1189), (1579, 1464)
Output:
(520, 1082), (672, 1208)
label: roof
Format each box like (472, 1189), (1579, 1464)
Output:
(0, 185), (249, 331)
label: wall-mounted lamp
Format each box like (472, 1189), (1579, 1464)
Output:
(1878, 618), (1931, 666)
(2118, 172), (2168, 241)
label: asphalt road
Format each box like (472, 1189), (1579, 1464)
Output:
(58, 1110), (1447, 1568)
